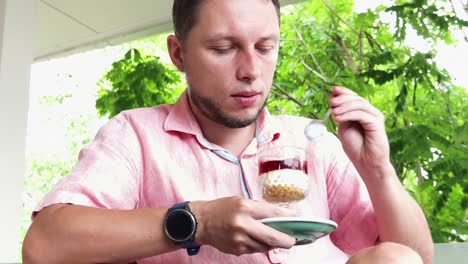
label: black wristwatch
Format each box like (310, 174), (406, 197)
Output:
(163, 201), (200, 256)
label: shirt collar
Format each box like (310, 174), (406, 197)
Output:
(254, 109), (281, 146)
(163, 90), (213, 149)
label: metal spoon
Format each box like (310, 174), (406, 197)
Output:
(304, 109), (332, 141)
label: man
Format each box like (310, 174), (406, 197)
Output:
(22, 0), (433, 263)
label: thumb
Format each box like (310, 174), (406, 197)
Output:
(250, 200), (297, 220)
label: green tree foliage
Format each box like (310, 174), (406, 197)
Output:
(93, 0), (467, 242)
(96, 48), (183, 118)
(272, 0), (467, 242)
(388, 0), (468, 42)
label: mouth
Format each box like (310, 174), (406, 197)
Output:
(231, 91), (261, 107)
(231, 91), (261, 97)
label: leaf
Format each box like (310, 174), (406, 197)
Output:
(96, 48), (182, 118)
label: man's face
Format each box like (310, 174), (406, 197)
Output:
(181, 0), (280, 128)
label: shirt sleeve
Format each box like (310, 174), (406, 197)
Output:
(32, 113), (142, 219)
(323, 134), (379, 254)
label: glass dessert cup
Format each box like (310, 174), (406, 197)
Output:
(257, 145), (337, 245)
(257, 146), (309, 208)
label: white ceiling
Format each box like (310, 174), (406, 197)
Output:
(35, 0), (304, 62)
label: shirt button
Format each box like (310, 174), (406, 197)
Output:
(273, 249), (280, 253)
(257, 135), (265, 143)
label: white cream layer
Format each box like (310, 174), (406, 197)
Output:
(259, 169), (309, 191)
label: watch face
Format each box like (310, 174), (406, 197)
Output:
(165, 209), (196, 242)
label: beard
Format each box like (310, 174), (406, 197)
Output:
(188, 88), (267, 129)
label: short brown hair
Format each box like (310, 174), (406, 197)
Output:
(172, 0), (280, 43)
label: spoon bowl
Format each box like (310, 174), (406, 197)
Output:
(304, 109), (332, 141)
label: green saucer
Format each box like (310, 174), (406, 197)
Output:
(261, 217), (337, 243)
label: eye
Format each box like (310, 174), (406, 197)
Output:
(255, 45), (275, 53)
(212, 46), (234, 54)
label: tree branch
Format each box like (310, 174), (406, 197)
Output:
(333, 34), (360, 75)
(438, 84), (456, 127)
(292, 24), (330, 82)
(358, 30), (364, 73)
(450, 0), (468, 43)
(271, 83), (304, 107)
(299, 59), (331, 84)
(416, 160), (424, 203)
(320, 0), (360, 36)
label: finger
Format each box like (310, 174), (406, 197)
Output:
(245, 236), (273, 253)
(330, 93), (362, 107)
(331, 86), (357, 96)
(247, 220), (296, 249)
(330, 92), (377, 110)
(332, 97), (382, 118)
(248, 200), (296, 220)
(333, 110), (383, 131)
(233, 200), (296, 248)
(231, 233), (272, 256)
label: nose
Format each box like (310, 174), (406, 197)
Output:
(236, 48), (260, 83)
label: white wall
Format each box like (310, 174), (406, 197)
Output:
(0, 0), (34, 261)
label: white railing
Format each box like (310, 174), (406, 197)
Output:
(433, 242), (468, 263)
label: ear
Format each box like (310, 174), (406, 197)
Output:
(167, 35), (185, 72)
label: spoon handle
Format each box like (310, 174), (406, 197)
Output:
(322, 109), (332, 123)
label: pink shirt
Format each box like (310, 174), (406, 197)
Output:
(34, 92), (378, 263)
